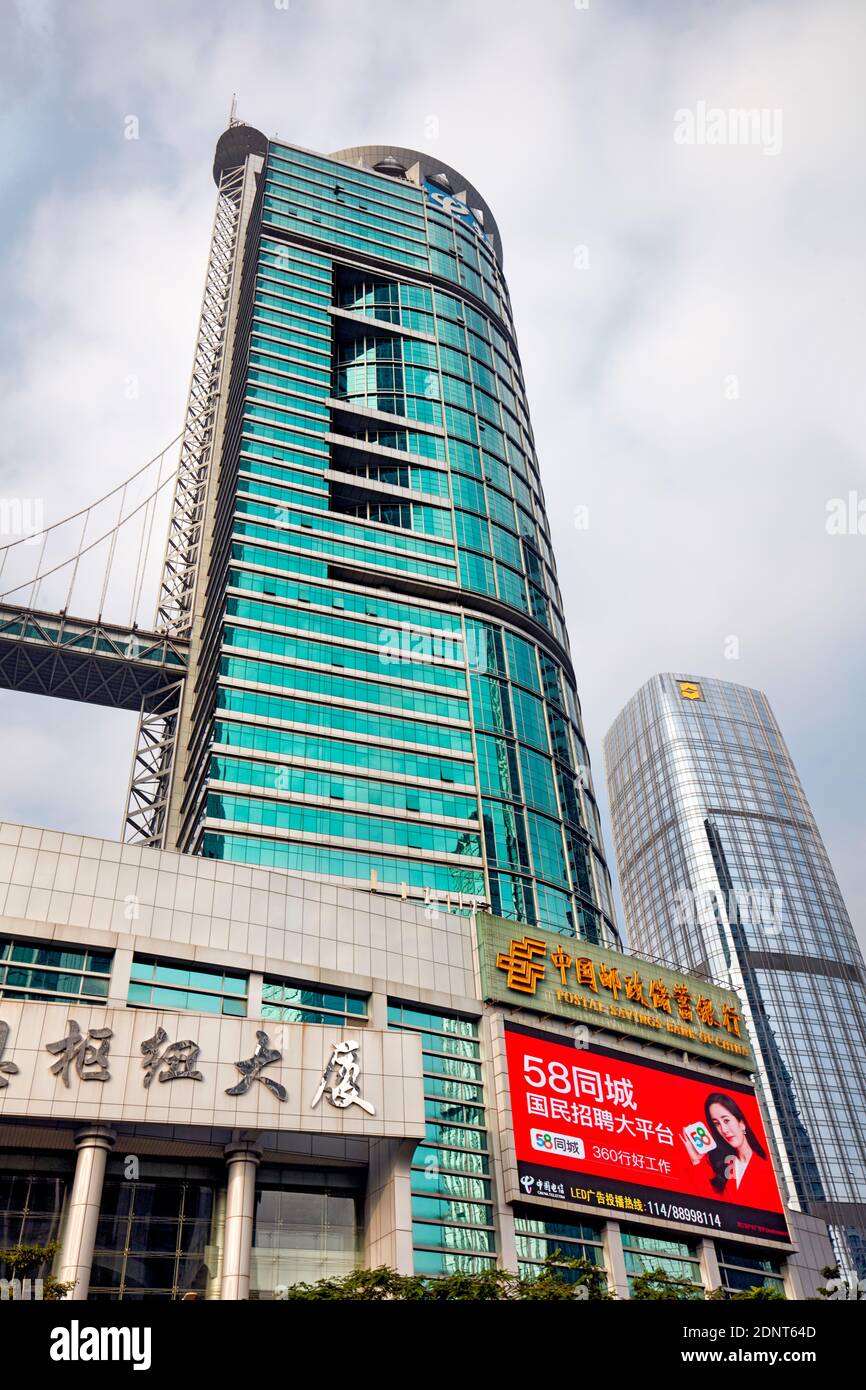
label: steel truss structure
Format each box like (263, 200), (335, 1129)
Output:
(156, 161), (248, 636)
(0, 602), (189, 850)
(0, 604), (188, 710)
(123, 676), (186, 848)
(123, 152), (254, 846)
(0, 139), (257, 850)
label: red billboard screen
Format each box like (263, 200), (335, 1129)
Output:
(505, 1023), (789, 1243)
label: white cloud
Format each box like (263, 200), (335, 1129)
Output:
(0, 690), (135, 836)
(0, 0), (863, 951)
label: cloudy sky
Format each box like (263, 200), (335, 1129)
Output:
(1, 0), (864, 953)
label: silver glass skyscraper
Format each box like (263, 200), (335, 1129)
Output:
(604, 673), (866, 1277)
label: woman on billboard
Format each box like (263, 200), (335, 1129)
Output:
(702, 1091), (769, 1199)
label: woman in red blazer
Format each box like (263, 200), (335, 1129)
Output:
(701, 1092), (780, 1210)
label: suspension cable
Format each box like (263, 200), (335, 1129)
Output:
(0, 468), (177, 606)
(130, 446), (168, 627)
(0, 431), (182, 559)
(97, 480), (128, 618)
(128, 494), (150, 629)
(64, 509), (90, 613)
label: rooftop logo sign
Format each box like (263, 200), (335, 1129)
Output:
(678, 680), (703, 700)
(423, 178), (493, 247)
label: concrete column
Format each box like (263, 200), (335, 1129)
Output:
(602, 1220), (630, 1300)
(106, 947), (134, 1008)
(57, 1125), (116, 1300)
(367, 989), (390, 1032)
(495, 1199), (520, 1275)
(480, 1011), (519, 1274)
(364, 1138), (415, 1273)
(205, 1187), (227, 1300)
(220, 1142), (261, 1300)
(699, 1237), (722, 1296)
(783, 1208), (837, 1300)
(246, 971), (264, 1019)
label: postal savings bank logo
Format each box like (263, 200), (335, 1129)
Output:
(493, 935), (744, 1045)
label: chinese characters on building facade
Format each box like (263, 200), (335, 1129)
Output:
(496, 936), (741, 1039)
(0, 1020), (19, 1090)
(226, 1030), (287, 1102)
(0, 1019), (374, 1114)
(480, 912), (754, 1069)
(311, 1039), (375, 1115)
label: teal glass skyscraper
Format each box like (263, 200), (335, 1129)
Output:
(154, 124), (618, 948)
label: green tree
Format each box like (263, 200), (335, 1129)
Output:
(816, 1263), (864, 1300)
(278, 1254), (611, 1301)
(0, 1241), (75, 1300)
(519, 1251), (612, 1301)
(422, 1267), (518, 1301)
(629, 1266), (704, 1301)
(707, 1283), (785, 1301)
(816, 1262), (839, 1297)
(277, 1266), (426, 1301)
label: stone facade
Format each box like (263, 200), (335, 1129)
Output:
(0, 820), (836, 1300)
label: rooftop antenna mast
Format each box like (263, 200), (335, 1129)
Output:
(229, 93), (239, 127)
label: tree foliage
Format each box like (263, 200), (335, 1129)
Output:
(815, 1263), (864, 1300)
(707, 1283), (785, 1301)
(0, 1241), (75, 1300)
(629, 1266), (704, 1301)
(279, 1252), (611, 1301)
(278, 1253), (794, 1302)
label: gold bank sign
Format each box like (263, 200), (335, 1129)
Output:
(476, 914), (755, 1072)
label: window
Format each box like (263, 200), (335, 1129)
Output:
(251, 1173), (362, 1298)
(535, 883), (575, 936)
(202, 831), (485, 896)
(128, 958), (247, 1016)
(476, 734), (520, 799)
(506, 632), (540, 692)
(528, 812), (568, 886)
(512, 686), (548, 751)
(90, 1166), (219, 1301)
(389, 1002), (497, 1275)
(458, 548), (496, 596)
(0, 1160), (70, 1278)
(482, 798), (531, 872)
(489, 871), (536, 926)
(514, 1211), (605, 1284)
(261, 978), (368, 1026)
(621, 1230), (702, 1296)
(716, 1242), (786, 1296)
(471, 675), (513, 736)
(0, 937), (111, 1005)
(208, 791), (481, 859)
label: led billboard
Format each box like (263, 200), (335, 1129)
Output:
(505, 1022), (789, 1244)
